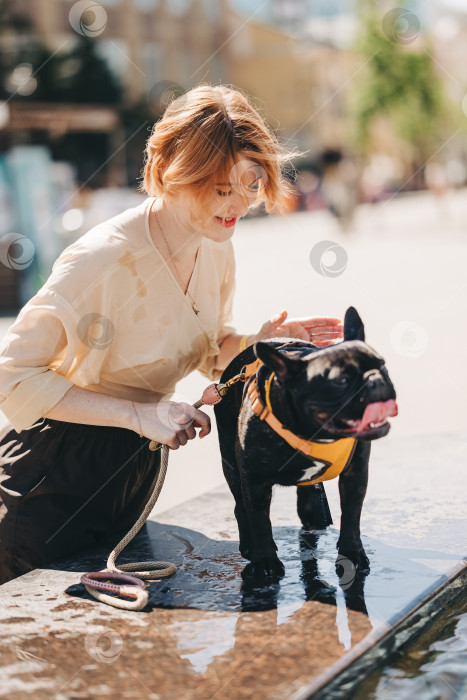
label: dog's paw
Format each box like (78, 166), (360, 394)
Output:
(241, 557), (285, 581)
(336, 544), (370, 577)
(355, 550), (370, 574)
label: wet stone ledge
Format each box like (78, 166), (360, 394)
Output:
(0, 432), (466, 699)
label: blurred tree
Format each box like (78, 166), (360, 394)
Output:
(0, 0), (123, 184)
(52, 38), (122, 105)
(0, 0), (121, 104)
(352, 0), (453, 186)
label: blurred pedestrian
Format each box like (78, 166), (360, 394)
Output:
(320, 149), (358, 232)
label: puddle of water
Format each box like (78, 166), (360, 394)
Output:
(353, 587), (467, 700)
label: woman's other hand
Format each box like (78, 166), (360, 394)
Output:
(255, 310), (343, 347)
(132, 401), (211, 449)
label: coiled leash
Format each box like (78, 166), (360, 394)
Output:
(81, 373), (246, 611)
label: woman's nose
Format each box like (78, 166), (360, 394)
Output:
(226, 191), (250, 217)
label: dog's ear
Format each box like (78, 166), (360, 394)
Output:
(254, 342), (305, 383)
(344, 306), (365, 341)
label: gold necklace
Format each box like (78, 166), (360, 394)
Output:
(153, 208), (200, 315)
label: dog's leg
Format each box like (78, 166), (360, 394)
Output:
(228, 476), (252, 560)
(240, 476), (285, 580)
(215, 396), (254, 560)
(219, 452), (252, 560)
(297, 483), (333, 530)
(336, 441), (371, 573)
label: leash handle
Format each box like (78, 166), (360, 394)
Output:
(81, 571), (149, 611)
(148, 385), (229, 451)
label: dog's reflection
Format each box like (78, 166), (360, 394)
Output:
(240, 529), (369, 617)
(299, 530), (369, 615)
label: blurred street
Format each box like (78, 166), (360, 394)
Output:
(1, 189), (466, 514)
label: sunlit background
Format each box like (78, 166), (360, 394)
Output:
(1, 0), (467, 462)
(0, 0), (466, 296)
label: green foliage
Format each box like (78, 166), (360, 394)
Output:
(353, 1), (447, 161)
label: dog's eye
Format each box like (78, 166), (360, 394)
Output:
(332, 376), (349, 386)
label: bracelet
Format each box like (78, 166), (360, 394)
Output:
(239, 335), (250, 353)
(132, 400), (143, 438)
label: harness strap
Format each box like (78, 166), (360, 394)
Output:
(246, 373), (356, 486)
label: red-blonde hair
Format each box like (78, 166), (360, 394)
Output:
(140, 84), (303, 216)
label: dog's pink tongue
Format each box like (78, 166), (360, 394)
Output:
(357, 400), (398, 432)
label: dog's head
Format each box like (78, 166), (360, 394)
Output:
(254, 307), (397, 441)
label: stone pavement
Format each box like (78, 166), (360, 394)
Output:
(0, 431), (465, 699)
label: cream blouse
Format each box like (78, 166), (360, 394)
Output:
(0, 197), (236, 433)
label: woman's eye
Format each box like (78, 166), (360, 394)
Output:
(216, 190), (231, 197)
(248, 178), (261, 191)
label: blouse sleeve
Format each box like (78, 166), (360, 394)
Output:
(197, 241), (237, 382)
(0, 291), (79, 433)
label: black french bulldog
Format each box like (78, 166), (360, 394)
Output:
(214, 307), (397, 581)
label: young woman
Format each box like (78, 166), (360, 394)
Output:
(0, 84), (342, 583)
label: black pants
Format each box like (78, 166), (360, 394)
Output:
(0, 417), (161, 584)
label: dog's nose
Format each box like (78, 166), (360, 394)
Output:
(363, 369), (394, 401)
(363, 369), (385, 388)
(364, 369), (381, 382)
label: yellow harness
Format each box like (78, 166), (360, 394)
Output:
(241, 358), (356, 486)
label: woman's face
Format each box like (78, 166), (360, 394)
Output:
(184, 157), (265, 243)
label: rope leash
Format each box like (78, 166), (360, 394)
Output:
(81, 376), (245, 611)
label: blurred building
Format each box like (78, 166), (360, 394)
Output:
(5, 0), (355, 158)
(226, 13), (356, 157)
(0, 0), (361, 310)
(12, 0), (232, 102)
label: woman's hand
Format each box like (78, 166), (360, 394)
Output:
(132, 401), (211, 449)
(255, 310), (343, 347)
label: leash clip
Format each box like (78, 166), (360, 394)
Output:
(215, 371), (247, 398)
